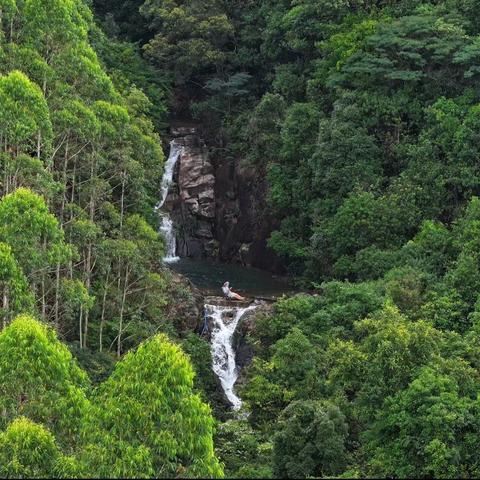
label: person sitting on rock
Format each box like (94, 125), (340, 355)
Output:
(222, 281), (246, 301)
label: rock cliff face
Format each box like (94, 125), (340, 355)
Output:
(165, 126), (218, 258)
(164, 125), (283, 272)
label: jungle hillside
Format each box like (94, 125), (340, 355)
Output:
(1, 0), (480, 478)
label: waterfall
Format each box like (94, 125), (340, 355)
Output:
(206, 303), (257, 410)
(159, 216), (178, 263)
(157, 140), (182, 263)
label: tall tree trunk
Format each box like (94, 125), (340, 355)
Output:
(99, 268), (110, 353)
(79, 304), (83, 349)
(68, 158), (77, 279)
(3, 153), (8, 196)
(54, 143), (69, 332)
(41, 238), (47, 320)
(59, 139), (69, 228)
(117, 267), (129, 358)
(83, 156), (97, 349)
(37, 131), (41, 159)
(54, 262), (60, 330)
(82, 242), (92, 349)
(120, 172), (125, 230)
(41, 273), (46, 320)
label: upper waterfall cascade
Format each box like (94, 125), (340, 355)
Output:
(157, 139), (183, 262)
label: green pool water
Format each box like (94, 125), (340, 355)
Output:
(168, 258), (295, 297)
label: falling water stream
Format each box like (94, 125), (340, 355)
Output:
(206, 303), (257, 410)
(157, 139), (183, 263)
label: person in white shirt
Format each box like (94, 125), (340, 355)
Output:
(222, 281), (246, 301)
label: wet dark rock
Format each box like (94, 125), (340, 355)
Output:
(166, 131), (218, 258)
(214, 159), (284, 272)
(203, 295), (254, 307)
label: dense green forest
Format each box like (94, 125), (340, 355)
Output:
(2, 0), (480, 477)
(0, 0), (220, 476)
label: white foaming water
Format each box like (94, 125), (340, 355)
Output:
(206, 303), (257, 410)
(159, 140), (182, 207)
(159, 215), (179, 263)
(157, 140), (182, 263)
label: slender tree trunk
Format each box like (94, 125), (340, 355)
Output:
(70, 158), (76, 219)
(37, 131), (41, 159)
(83, 243), (92, 349)
(120, 172), (125, 230)
(83, 156), (97, 349)
(99, 268), (110, 353)
(68, 158), (77, 279)
(54, 263), (60, 330)
(41, 238), (47, 320)
(3, 154), (8, 196)
(54, 142), (68, 332)
(117, 267), (129, 358)
(89, 156), (96, 222)
(79, 305), (83, 349)
(42, 73), (47, 98)
(59, 139), (69, 228)
(83, 309), (89, 349)
(41, 273), (46, 320)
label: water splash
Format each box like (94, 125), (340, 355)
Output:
(206, 303), (257, 410)
(157, 140), (182, 262)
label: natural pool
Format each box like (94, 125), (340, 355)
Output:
(168, 258), (295, 298)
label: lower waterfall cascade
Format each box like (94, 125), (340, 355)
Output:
(205, 302), (257, 410)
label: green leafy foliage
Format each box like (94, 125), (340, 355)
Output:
(215, 419), (272, 479)
(0, 70), (52, 152)
(273, 400), (348, 478)
(141, 0), (233, 85)
(0, 317), (223, 478)
(4, 0), (480, 477)
(0, 417), (80, 479)
(84, 333), (223, 478)
(0, 315), (91, 447)
(364, 363), (480, 478)
(0, 1), (230, 476)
